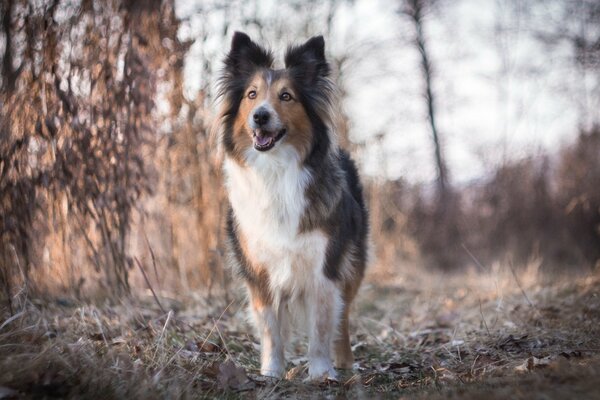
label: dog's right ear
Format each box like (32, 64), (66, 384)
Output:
(225, 32), (273, 76)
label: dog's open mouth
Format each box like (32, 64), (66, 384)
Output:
(253, 128), (286, 151)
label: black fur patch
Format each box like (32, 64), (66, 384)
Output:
(285, 36), (331, 86)
(300, 151), (369, 280)
(324, 151), (368, 280)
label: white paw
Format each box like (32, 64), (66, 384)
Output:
(307, 358), (338, 382)
(261, 361), (285, 378)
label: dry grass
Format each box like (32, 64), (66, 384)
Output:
(1, 264), (600, 399)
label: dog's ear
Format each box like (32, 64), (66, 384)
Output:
(225, 32), (273, 76)
(284, 35), (330, 85)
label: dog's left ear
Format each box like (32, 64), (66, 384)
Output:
(285, 35), (330, 85)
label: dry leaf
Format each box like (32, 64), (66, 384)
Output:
(198, 340), (222, 353)
(515, 356), (553, 372)
(217, 360), (254, 391)
(184, 339), (222, 353)
(285, 364), (305, 380)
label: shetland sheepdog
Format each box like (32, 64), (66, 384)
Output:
(214, 32), (368, 381)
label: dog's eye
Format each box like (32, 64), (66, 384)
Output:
(280, 92), (292, 102)
(248, 90), (257, 99)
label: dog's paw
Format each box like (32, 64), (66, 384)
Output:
(306, 358), (338, 382)
(260, 363), (285, 379)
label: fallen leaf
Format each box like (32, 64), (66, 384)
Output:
(285, 364), (305, 380)
(217, 360), (254, 391)
(199, 340), (221, 353)
(515, 356), (553, 372)
(185, 339), (221, 353)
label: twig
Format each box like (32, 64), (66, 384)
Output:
(135, 257), (166, 314)
(91, 308), (109, 347)
(470, 354), (480, 376)
(143, 232), (160, 284)
(212, 317), (231, 357)
(199, 298), (235, 353)
(507, 260), (534, 308)
(462, 243), (488, 272)
(479, 298), (491, 338)
(153, 344), (185, 383)
(153, 310), (173, 362)
(440, 344), (457, 360)
(0, 310), (25, 331)
(265, 375), (283, 397)
(179, 300), (236, 395)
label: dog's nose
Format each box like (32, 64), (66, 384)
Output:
(253, 110), (270, 126)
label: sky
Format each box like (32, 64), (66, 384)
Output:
(176, 0), (598, 185)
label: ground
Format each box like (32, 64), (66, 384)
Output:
(1, 265), (600, 399)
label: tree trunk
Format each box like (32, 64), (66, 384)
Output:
(404, 0), (449, 198)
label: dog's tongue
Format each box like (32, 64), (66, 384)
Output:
(255, 134), (272, 146)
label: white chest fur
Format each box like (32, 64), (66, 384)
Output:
(223, 144), (329, 294)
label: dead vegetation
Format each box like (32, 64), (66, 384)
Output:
(1, 266), (599, 399)
(1, 0), (599, 302)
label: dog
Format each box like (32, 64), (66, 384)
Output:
(215, 32), (368, 381)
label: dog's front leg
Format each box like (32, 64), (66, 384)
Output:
(306, 278), (341, 381)
(249, 289), (285, 378)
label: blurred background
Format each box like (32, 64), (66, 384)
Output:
(1, 0), (599, 302)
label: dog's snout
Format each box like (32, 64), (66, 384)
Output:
(253, 109), (270, 126)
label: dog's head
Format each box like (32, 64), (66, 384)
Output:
(216, 32), (335, 163)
